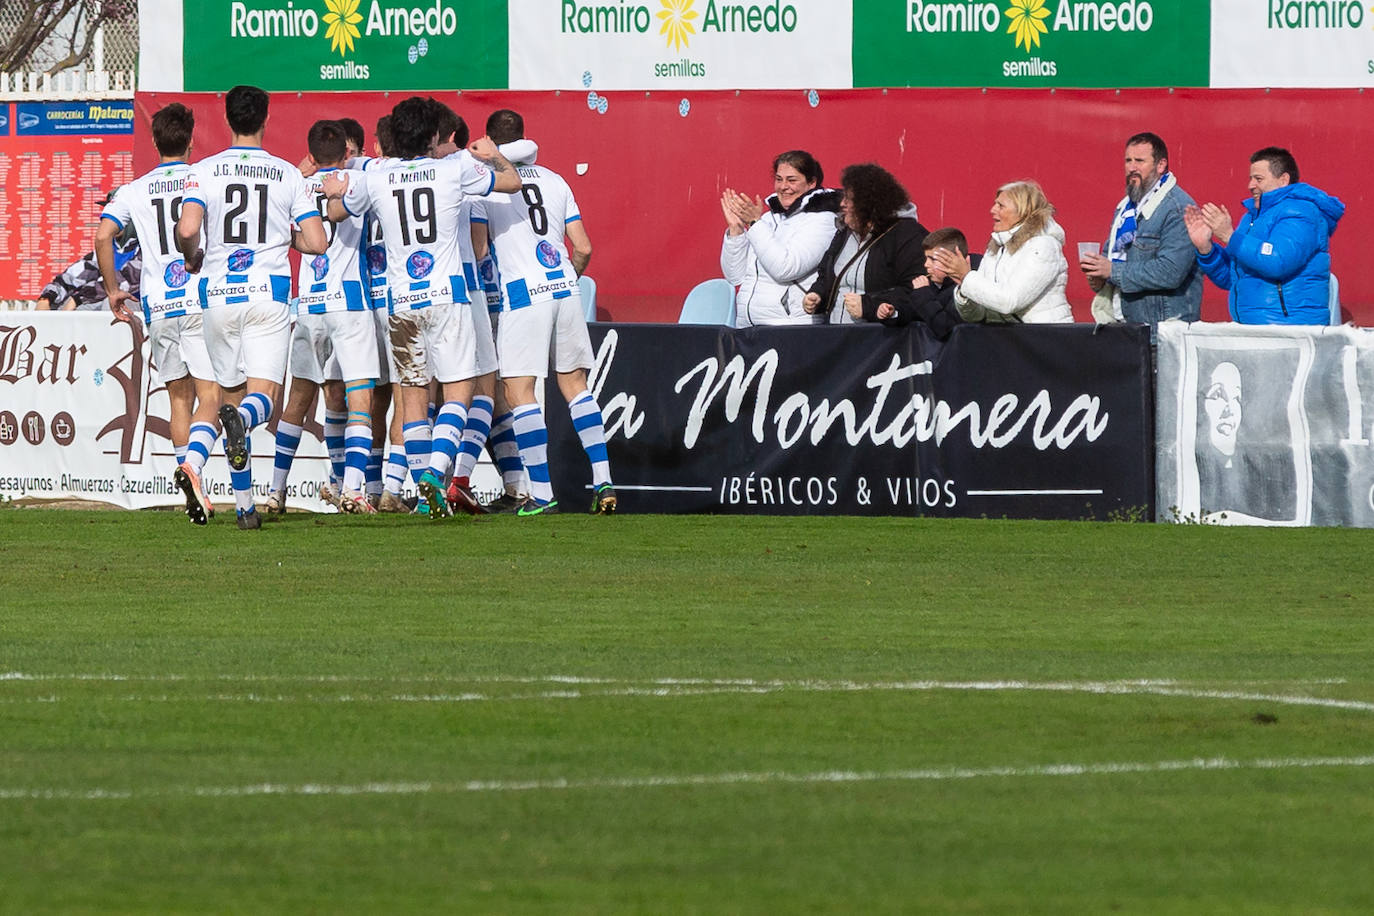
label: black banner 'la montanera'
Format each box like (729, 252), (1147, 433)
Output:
(545, 322), (1153, 519)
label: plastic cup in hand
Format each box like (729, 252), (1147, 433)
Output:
(1077, 242), (1100, 260)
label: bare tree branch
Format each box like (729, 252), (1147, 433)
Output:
(1, 0), (135, 74)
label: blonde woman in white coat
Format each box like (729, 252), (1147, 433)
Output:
(933, 180), (1074, 324)
(720, 150), (841, 328)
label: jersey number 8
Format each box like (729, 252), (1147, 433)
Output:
(521, 184), (548, 235)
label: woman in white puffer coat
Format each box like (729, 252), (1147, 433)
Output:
(720, 150), (842, 328)
(933, 180), (1074, 324)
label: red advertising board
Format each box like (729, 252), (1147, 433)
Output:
(130, 88), (1369, 324)
(0, 101), (134, 302)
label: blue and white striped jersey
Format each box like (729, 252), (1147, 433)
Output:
(100, 161), (194, 323)
(183, 146), (319, 308)
(349, 155), (395, 310)
(295, 167), (367, 315)
(340, 153), (495, 313)
(471, 163), (581, 311)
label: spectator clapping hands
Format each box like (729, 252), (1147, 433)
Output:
(720, 188), (764, 236)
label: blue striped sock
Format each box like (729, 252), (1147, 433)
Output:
(366, 446), (384, 497)
(488, 411), (524, 491)
(238, 391), (272, 430)
(229, 432), (254, 513)
(186, 422), (216, 473)
(455, 395), (493, 481)
(402, 421), (432, 486)
(512, 404), (552, 504)
(384, 444), (407, 496)
(568, 389), (612, 488)
(427, 401), (468, 479)
(324, 410), (346, 485)
(272, 420), (302, 495)
(344, 424), (371, 492)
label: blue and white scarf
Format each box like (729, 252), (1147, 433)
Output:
(1107, 171), (1176, 261)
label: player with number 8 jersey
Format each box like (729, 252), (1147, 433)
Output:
(475, 108), (616, 516)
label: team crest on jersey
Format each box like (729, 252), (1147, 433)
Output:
(366, 244), (386, 274)
(407, 251), (434, 279)
(536, 241), (562, 269)
(228, 248), (255, 272)
(311, 254), (330, 281)
(164, 260), (190, 289)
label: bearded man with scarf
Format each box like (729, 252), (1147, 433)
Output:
(1080, 132), (1203, 327)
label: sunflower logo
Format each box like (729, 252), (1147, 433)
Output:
(657, 0), (698, 53)
(1005, 0), (1051, 52)
(323, 0), (363, 57)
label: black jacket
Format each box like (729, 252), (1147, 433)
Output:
(874, 253), (983, 340)
(807, 216), (928, 322)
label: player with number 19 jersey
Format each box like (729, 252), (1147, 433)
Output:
(340, 154), (494, 314)
(183, 146), (318, 308)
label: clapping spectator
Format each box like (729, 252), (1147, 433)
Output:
(1184, 146), (1344, 325)
(939, 180), (1072, 324)
(720, 150), (840, 327)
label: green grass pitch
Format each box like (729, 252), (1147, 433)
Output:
(3, 508), (1374, 913)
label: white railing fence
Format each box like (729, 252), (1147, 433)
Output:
(0, 68), (136, 100)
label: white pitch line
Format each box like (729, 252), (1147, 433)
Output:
(0, 673), (1352, 687)
(0, 672), (624, 685)
(3, 755), (1374, 803)
(2, 679), (1371, 713)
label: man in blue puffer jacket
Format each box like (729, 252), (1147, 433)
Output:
(1183, 147), (1344, 325)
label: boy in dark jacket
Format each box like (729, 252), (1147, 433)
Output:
(872, 226), (979, 340)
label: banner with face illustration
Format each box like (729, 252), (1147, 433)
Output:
(1157, 321), (1374, 526)
(545, 322), (1154, 518)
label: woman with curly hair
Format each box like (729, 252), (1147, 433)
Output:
(933, 180), (1073, 324)
(720, 150), (841, 327)
(802, 163), (928, 325)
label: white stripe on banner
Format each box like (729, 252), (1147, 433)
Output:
(964, 489), (1104, 497)
(136, 0), (184, 92)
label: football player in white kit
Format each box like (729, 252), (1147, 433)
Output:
(95, 102), (221, 525)
(322, 96), (520, 519)
(267, 120), (380, 515)
(176, 85), (328, 530)
(475, 109), (617, 516)
(342, 114), (412, 512)
(427, 98), (536, 514)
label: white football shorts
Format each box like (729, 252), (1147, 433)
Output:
(496, 293), (594, 379)
(202, 300), (289, 388)
(149, 313), (213, 385)
(389, 302), (477, 386)
(289, 311), (380, 385)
